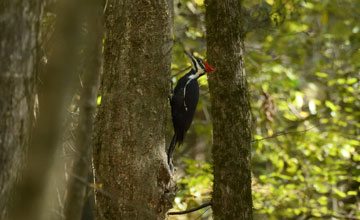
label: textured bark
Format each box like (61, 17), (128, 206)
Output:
(205, 0), (253, 219)
(93, 0), (174, 219)
(0, 1), (41, 219)
(63, 1), (103, 220)
(11, 1), (83, 219)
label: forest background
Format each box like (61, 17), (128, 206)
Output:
(1, 0), (359, 220)
(171, 0), (360, 219)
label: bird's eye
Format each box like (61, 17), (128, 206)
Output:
(196, 58), (205, 70)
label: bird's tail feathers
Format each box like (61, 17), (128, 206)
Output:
(167, 133), (177, 165)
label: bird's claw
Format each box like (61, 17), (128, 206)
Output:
(168, 160), (175, 174)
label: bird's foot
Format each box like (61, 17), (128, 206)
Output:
(168, 160), (175, 174)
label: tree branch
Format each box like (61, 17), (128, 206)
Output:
(252, 126), (315, 142)
(168, 202), (212, 215)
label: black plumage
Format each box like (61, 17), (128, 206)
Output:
(167, 51), (215, 170)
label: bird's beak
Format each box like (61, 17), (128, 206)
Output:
(203, 61), (215, 72)
(184, 50), (193, 60)
(184, 50), (215, 72)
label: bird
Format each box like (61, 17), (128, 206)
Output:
(168, 50), (215, 171)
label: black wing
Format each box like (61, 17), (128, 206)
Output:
(170, 77), (199, 142)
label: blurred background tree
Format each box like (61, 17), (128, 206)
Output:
(0, 0), (41, 218)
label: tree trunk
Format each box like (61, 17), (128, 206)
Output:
(93, 0), (174, 219)
(11, 1), (84, 219)
(0, 0), (41, 219)
(205, 0), (253, 219)
(63, 1), (103, 220)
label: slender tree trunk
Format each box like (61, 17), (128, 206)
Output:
(93, 0), (174, 219)
(0, 1), (41, 219)
(205, 0), (253, 219)
(63, 1), (103, 220)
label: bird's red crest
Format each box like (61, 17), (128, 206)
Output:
(203, 61), (215, 72)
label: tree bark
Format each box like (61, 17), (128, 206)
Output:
(63, 1), (103, 220)
(0, 0), (41, 219)
(205, 0), (253, 219)
(93, 0), (174, 219)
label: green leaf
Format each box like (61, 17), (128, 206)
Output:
(96, 96), (102, 105)
(333, 188), (346, 198)
(349, 139), (360, 146)
(194, 0), (204, 5)
(314, 183), (328, 193)
(325, 101), (337, 111)
(265, 0), (274, 5)
(315, 72), (328, 78)
(317, 196), (328, 205)
(347, 190), (357, 196)
(346, 78), (357, 84)
(337, 78), (346, 84)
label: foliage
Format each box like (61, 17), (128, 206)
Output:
(170, 0), (360, 219)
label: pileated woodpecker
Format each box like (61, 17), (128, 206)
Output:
(168, 50), (215, 170)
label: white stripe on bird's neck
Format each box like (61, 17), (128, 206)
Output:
(188, 66), (205, 80)
(188, 72), (201, 79)
(182, 58), (205, 111)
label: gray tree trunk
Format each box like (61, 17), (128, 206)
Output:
(10, 1), (84, 219)
(0, 1), (41, 219)
(93, 0), (175, 219)
(205, 0), (253, 219)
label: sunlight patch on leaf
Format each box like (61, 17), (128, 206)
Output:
(194, 0), (204, 6)
(96, 96), (101, 105)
